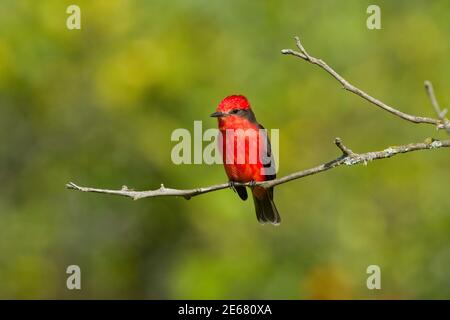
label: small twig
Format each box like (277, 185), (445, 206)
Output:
(282, 36), (450, 132)
(334, 137), (355, 156)
(424, 80), (450, 133)
(66, 138), (450, 200)
(294, 36), (311, 60)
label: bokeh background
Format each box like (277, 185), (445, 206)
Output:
(0, 0), (449, 299)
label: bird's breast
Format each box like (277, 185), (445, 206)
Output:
(217, 117), (266, 182)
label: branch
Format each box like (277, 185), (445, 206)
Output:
(281, 36), (450, 132)
(66, 138), (450, 200)
(67, 36), (449, 202)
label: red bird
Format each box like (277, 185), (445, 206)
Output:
(211, 95), (280, 225)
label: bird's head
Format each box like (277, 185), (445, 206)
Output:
(210, 95), (253, 120)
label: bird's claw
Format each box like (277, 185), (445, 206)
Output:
(229, 180), (257, 191)
(228, 181), (237, 193)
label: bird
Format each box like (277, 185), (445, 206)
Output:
(210, 95), (280, 225)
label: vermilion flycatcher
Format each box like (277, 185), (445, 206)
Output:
(211, 95), (280, 225)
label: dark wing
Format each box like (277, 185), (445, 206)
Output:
(258, 124), (276, 181)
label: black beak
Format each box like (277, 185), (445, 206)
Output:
(210, 111), (225, 118)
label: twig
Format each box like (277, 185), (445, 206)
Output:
(334, 137), (355, 156)
(424, 80), (450, 133)
(66, 138), (450, 200)
(281, 36), (450, 132)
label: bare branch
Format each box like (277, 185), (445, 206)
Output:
(66, 138), (450, 200)
(282, 36), (450, 132)
(67, 37), (450, 203)
(65, 181), (231, 200)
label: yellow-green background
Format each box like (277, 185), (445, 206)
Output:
(0, 0), (449, 299)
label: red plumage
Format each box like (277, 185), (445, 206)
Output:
(211, 95), (280, 225)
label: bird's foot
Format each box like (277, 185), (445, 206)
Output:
(228, 181), (238, 193)
(249, 180), (257, 188)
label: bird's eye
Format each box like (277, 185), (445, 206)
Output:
(230, 109), (239, 114)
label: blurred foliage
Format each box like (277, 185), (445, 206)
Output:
(0, 0), (449, 299)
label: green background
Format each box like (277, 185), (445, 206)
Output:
(0, 0), (449, 299)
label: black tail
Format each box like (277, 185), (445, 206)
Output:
(252, 187), (281, 225)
